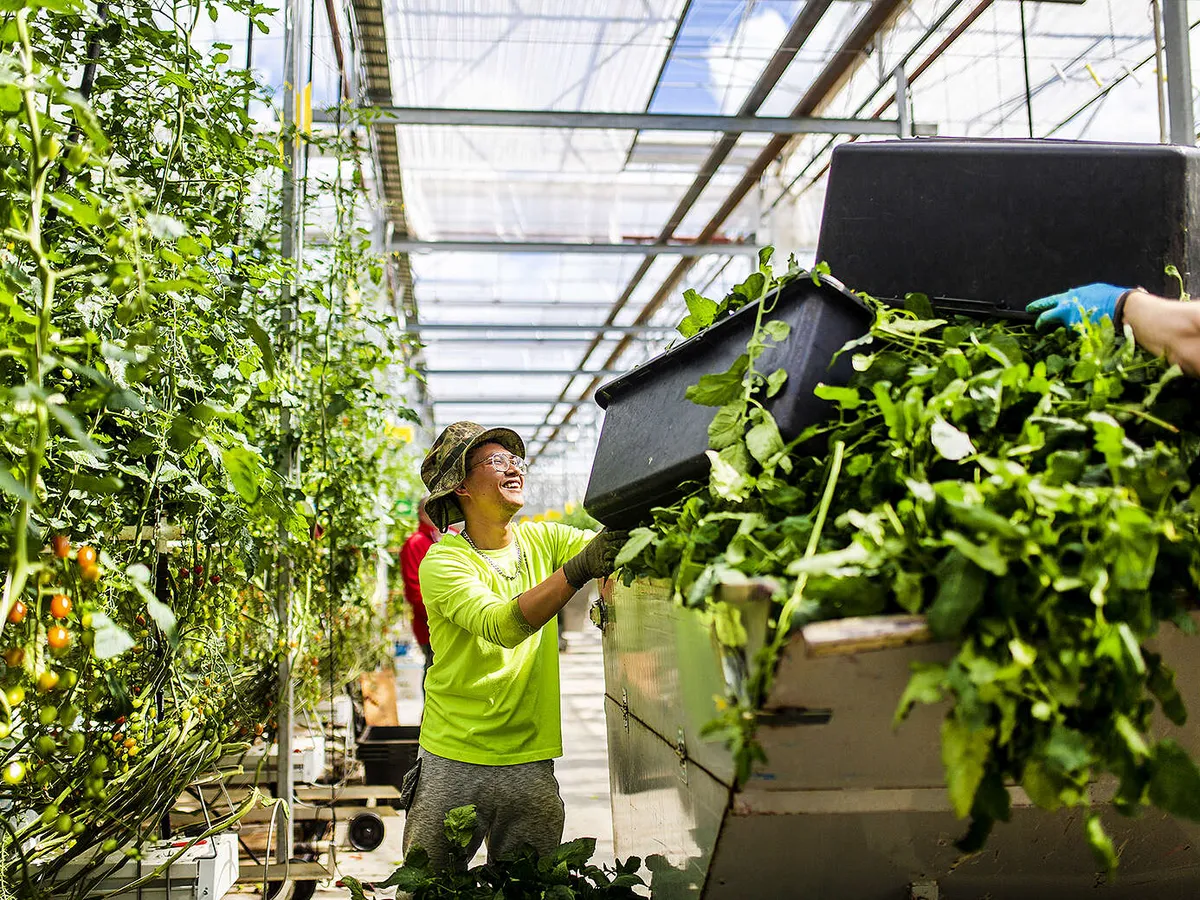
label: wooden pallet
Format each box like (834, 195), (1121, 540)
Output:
(236, 860), (331, 884)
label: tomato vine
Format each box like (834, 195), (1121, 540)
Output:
(0, 2), (420, 894)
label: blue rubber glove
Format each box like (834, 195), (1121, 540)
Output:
(1025, 283), (1130, 332)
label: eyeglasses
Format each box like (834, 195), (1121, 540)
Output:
(470, 451), (528, 475)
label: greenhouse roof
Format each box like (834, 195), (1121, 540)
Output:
(302, 0), (1193, 494)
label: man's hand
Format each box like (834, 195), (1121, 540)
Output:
(1025, 283), (1130, 332)
(563, 530), (629, 590)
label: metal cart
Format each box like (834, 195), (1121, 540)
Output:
(594, 578), (1200, 899)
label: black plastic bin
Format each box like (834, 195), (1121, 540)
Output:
(583, 275), (871, 529)
(816, 138), (1200, 317)
(356, 724), (420, 801)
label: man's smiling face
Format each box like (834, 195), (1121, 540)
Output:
(456, 441), (526, 518)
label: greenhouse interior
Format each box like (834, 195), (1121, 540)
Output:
(7, 0), (1200, 897)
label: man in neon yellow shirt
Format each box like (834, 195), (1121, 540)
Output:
(402, 421), (625, 868)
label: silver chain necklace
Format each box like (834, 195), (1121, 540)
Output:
(461, 530), (524, 581)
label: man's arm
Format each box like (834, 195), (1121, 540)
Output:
(514, 569), (579, 632)
(1121, 289), (1200, 376)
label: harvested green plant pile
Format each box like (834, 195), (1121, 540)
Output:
(617, 265), (1200, 868)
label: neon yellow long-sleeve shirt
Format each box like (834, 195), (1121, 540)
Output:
(416, 521), (593, 765)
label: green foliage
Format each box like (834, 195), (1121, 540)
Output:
(346, 817), (646, 900)
(0, 2), (418, 893)
(620, 262), (1200, 871)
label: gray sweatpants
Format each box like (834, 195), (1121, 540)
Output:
(401, 748), (565, 870)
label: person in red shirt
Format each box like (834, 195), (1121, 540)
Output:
(399, 496), (440, 690)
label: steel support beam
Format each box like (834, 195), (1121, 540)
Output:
(411, 323), (670, 334)
(274, 0), (306, 861)
(314, 105), (912, 135)
(389, 239), (761, 256)
(426, 369), (622, 377)
(416, 335), (662, 344)
(432, 398), (596, 405)
(1163, 0), (1195, 145)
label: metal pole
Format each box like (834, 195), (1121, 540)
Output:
(275, 0), (306, 860)
(387, 238), (765, 256)
(1153, 0), (1170, 143)
(310, 106), (915, 135)
(1163, 0), (1195, 144)
(894, 66), (910, 137)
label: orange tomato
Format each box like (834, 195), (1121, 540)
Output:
(2, 647), (24, 668)
(7, 601), (26, 624)
(47, 625), (70, 651)
(79, 565), (100, 584)
(50, 594), (71, 619)
(76, 545), (97, 569)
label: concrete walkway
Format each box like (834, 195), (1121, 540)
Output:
(307, 626), (614, 896)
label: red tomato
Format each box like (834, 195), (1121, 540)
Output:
(51, 535), (70, 559)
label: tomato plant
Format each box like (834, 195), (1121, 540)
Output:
(0, 1), (419, 892)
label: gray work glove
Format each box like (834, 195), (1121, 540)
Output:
(563, 529), (629, 590)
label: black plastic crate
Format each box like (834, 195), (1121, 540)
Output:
(816, 138), (1200, 318)
(583, 275), (871, 529)
(357, 724), (420, 796)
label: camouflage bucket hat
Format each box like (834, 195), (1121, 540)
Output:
(421, 421), (526, 531)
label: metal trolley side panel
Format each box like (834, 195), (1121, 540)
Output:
(600, 577), (1200, 899)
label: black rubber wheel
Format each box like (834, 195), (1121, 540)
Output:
(347, 812), (386, 851)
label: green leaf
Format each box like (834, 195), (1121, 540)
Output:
(1043, 724), (1093, 776)
(711, 602), (747, 648)
(443, 804), (478, 850)
(686, 356), (748, 406)
(0, 462), (33, 503)
(745, 417), (784, 466)
(47, 191), (98, 227)
(1149, 740), (1200, 821)
(708, 403), (744, 450)
(146, 596), (178, 638)
(941, 714), (993, 818)
(221, 446), (261, 502)
(706, 449), (752, 502)
(614, 528), (656, 568)
(552, 836), (596, 867)
(894, 663), (946, 725)
(47, 401), (107, 459)
(930, 417), (975, 461)
(765, 368), (787, 398)
(683, 289), (717, 329)
(943, 532), (1007, 577)
(762, 320), (790, 342)
(146, 213), (187, 239)
(89, 612), (134, 659)
(927, 550), (987, 639)
(1021, 759), (1062, 811)
(904, 292), (936, 319)
(1085, 814), (1118, 874)
(814, 383), (860, 409)
(1148, 660), (1188, 726)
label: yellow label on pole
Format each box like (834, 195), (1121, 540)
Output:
(301, 82), (313, 135)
